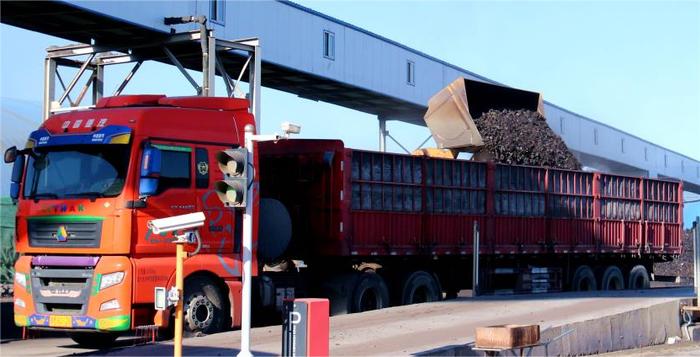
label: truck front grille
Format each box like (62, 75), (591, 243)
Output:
(28, 219), (102, 248)
(31, 267), (93, 315)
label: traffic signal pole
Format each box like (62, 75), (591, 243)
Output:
(238, 126), (255, 357)
(214, 129), (259, 357)
(237, 126), (284, 357)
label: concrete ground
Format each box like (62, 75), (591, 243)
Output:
(601, 341), (700, 356)
(0, 287), (692, 357)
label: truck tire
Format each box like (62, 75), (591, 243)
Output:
(69, 332), (118, 349)
(627, 265), (650, 290)
(400, 271), (441, 305)
(600, 266), (624, 290)
(183, 276), (227, 335)
(350, 272), (390, 313)
(570, 265), (597, 291)
(319, 273), (359, 316)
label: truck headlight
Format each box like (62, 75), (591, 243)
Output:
(100, 271), (125, 290)
(14, 272), (27, 288)
(100, 299), (121, 311)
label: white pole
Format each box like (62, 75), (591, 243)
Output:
(473, 221), (480, 296)
(238, 126), (255, 357)
(379, 117), (387, 152)
(695, 217), (700, 301)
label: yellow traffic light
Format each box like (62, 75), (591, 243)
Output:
(215, 180), (247, 207)
(215, 148), (249, 208)
(216, 148), (247, 176)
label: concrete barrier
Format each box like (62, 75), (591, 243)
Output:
(420, 300), (682, 356)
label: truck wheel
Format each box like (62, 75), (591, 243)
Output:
(183, 276), (227, 335)
(400, 271), (441, 305)
(350, 272), (390, 313)
(319, 273), (358, 316)
(69, 332), (118, 349)
(600, 266), (624, 290)
(627, 265), (650, 290)
(570, 265), (597, 291)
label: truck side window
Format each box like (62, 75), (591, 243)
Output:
(195, 148), (209, 189)
(158, 148), (191, 193)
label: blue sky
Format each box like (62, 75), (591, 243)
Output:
(1, 0), (698, 222)
(296, 1), (700, 157)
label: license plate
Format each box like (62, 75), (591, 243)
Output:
(49, 315), (72, 328)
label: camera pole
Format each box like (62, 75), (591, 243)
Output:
(147, 213), (204, 357)
(174, 239), (186, 357)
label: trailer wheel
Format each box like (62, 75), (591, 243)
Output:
(571, 265), (597, 291)
(600, 266), (625, 290)
(627, 265), (650, 290)
(350, 272), (390, 313)
(319, 273), (358, 316)
(400, 271), (441, 305)
(183, 276), (227, 335)
(69, 332), (118, 349)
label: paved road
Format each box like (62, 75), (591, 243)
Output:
(0, 287), (693, 357)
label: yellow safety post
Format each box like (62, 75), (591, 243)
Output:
(174, 241), (186, 357)
(147, 212), (205, 357)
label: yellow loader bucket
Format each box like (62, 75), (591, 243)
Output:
(424, 77), (545, 152)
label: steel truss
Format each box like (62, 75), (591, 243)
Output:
(378, 116), (432, 154)
(43, 28), (261, 129)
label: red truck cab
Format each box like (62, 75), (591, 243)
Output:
(9, 95), (254, 346)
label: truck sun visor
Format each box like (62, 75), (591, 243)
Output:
(25, 125), (132, 149)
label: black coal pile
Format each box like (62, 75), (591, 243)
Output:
(654, 229), (694, 278)
(472, 109), (581, 170)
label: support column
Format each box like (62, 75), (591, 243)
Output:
(203, 33), (216, 96)
(200, 31), (216, 96)
(200, 27), (210, 96)
(249, 42), (262, 131)
(379, 116), (387, 152)
(43, 58), (56, 121)
(92, 63), (104, 104)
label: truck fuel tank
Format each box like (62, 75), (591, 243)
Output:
(258, 198), (292, 263)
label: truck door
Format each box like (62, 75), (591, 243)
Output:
(134, 142), (197, 254)
(193, 146), (237, 259)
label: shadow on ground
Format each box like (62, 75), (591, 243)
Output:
(83, 344), (277, 357)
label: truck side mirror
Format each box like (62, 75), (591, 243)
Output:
(9, 154), (25, 201)
(4, 146), (17, 163)
(139, 146), (162, 197)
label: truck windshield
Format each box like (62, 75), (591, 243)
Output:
(23, 145), (130, 200)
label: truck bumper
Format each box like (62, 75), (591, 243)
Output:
(13, 255), (133, 332)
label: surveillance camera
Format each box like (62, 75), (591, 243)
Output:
(281, 122), (301, 135)
(147, 212), (206, 234)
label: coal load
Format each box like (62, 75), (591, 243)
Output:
(654, 229), (693, 278)
(472, 109), (581, 170)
